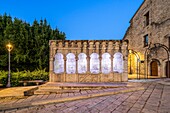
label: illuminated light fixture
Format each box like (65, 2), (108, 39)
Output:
(6, 42), (13, 87)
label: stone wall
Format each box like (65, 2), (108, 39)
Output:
(49, 40), (128, 82)
(124, 0), (170, 77)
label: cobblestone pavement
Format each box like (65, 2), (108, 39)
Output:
(0, 80), (170, 113)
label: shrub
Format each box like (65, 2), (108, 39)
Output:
(0, 69), (49, 87)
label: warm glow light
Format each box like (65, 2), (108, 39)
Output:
(6, 43), (13, 52)
(129, 49), (132, 54)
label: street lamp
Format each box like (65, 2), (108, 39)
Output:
(6, 43), (13, 87)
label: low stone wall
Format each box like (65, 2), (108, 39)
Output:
(51, 72), (128, 82)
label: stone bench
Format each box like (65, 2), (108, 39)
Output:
(19, 80), (44, 86)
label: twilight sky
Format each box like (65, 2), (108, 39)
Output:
(0, 0), (143, 40)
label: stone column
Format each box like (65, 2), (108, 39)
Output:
(64, 55), (67, 82)
(83, 42), (87, 53)
(88, 41), (94, 73)
(49, 40), (56, 82)
(95, 41), (100, 54)
(65, 41), (69, 55)
(108, 41), (113, 72)
(83, 41), (88, 73)
(75, 55), (78, 82)
(115, 41), (120, 53)
(101, 41), (106, 54)
(108, 41), (113, 54)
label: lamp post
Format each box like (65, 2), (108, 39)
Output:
(6, 43), (13, 87)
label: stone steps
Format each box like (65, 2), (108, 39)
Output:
(34, 89), (81, 95)
(34, 82), (128, 95)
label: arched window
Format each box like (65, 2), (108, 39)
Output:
(102, 53), (111, 74)
(113, 52), (124, 73)
(66, 53), (76, 74)
(78, 53), (87, 73)
(54, 53), (64, 73)
(90, 53), (100, 74)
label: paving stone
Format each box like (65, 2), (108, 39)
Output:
(122, 101), (134, 108)
(141, 108), (157, 113)
(133, 103), (144, 109)
(4, 109), (17, 113)
(64, 101), (80, 107)
(143, 103), (158, 112)
(1, 80), (170, 113)
(62, 106), (77, 113)
(107, 103), (118, 111)
(60, 93), (68, 98)
(99, 108), (112, 113)
(115, 105), (130, 113)
(125, 98), (137, 104)
(94, 103), (108, 111)
(158, 108), (170, 113)
(28, 107), (38, 111)
(87, 108), (99, 113)
(73, 106), (87, 113)
(111, 110), (123, 113)
(128, 108), (141, 113)
(37, 109), (53, 113)
(15, 99), (25, 103)
(54, 93), (61, 98)
(15, 108), (29, 113)
(46, 93), (56, 99)
(146, 99), (160, 106)
(44, 104), (57, 109)
(113, 100), (122, 106)
(74, 92), (82, 96)
(67, 92), (74, 97)
(86, 101), (98, 108)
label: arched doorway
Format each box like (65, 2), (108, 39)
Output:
(150, 61), (158, 76)
(166, 61), (170, 78)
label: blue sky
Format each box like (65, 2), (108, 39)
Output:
(0, 0), (143, 40)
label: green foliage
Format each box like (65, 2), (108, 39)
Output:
(0, 71), (8, 86)
(0, 13), (66, 71)
(0, 69), (49, 87)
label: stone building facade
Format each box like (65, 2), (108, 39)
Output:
(49, 40), (128, 82)
(124, 0), (170, 78)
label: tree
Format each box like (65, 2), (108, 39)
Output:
(0, 13), (66, 71)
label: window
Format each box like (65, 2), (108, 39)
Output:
(144, 12), (149, 26)
(144, 34), (149, 47)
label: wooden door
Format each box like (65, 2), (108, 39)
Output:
(151, 61), (158, 76)
(166, 61), (170, 78)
